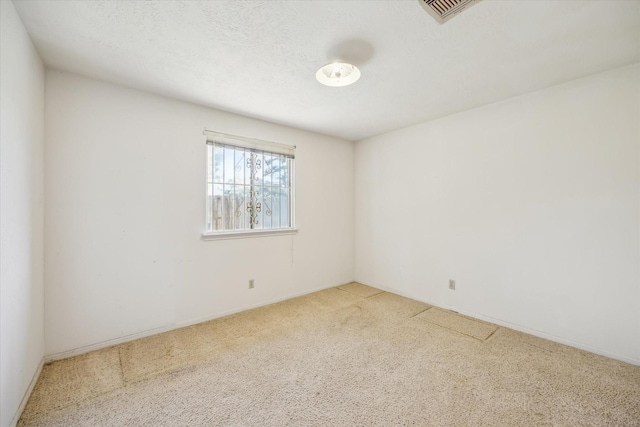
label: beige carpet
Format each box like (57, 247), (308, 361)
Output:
(19, 283), (640, 426)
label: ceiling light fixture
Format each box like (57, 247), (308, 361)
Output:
(315, 62), (361, 87)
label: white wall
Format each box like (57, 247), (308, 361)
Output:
(44, 71), (354, 356)
(355, 64), (640, 364)
(0, 2), (45, 426)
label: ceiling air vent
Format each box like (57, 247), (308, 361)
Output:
(418, 0), (482, 24)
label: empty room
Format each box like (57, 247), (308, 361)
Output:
(1, 0), (639, 426)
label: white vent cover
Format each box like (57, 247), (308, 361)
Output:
(418, 0), (482, 24)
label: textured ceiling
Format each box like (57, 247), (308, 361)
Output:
(13, 0), (640, 141)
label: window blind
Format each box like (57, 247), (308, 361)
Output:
(203, 129), (295, 158)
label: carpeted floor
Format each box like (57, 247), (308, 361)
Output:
(19, 283), (640, 426)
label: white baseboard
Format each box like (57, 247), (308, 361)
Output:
(44, 324), (174, 363)
(45, 278), (640, 367)
(9, 357), (44, 427)
(44, 281), (350, 363)
(357, 279), (640, 367)
(445, 305), (640, 366)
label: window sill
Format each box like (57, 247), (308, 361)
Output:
(201, 228), (298, 241)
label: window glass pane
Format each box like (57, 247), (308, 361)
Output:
(206, 183), (213, 232)
(271, 156), (281, 188)
(207, 145), (213, 184)
(233, 185), (244, 230)
(263, 154), (272, 187)
(255, 152), (263, 186)
(228, 185), (235, 230)
(281, 188), (289, 227)
(263, 186), (272, 229)
(280, 158), (289, 188)
(223, 185), (233, 230)
(243, 149), (251, 186)
(224, 147), (235, 184)
(261, 187), (267, 230)
(273, 187), (281, 229)
(234, 149), (245, 184)
(213, 145), (223, 183)
(212, 184), (223, 231)
(244, 188), (251, 229)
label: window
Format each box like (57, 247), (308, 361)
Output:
(203, 130), (296, 239)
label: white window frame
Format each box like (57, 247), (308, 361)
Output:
(201, 130), (297, 241)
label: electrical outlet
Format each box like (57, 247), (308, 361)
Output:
(249, 279), (254, 289)
(449, 279), (456, 290)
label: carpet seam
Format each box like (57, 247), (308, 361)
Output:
(335, 286), (382, 299)
(483, 326), (500, 342)
(117, 346), (127, 383)
(415, 318), (496, 343)
(410, 306), (434, 319)
(365, 290), (385, 298)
